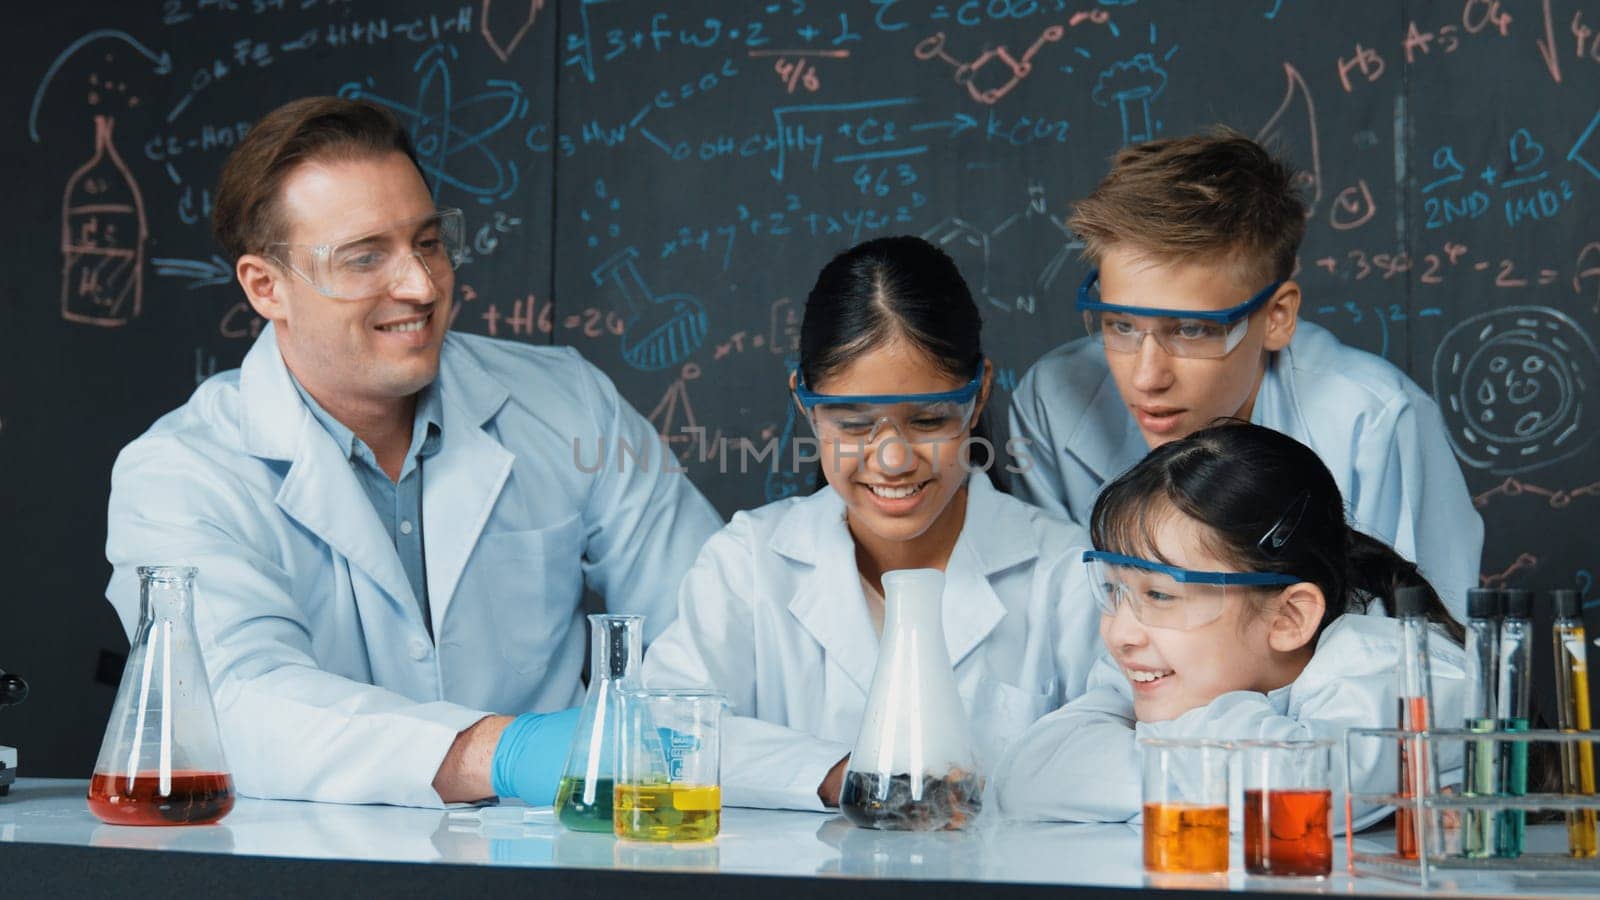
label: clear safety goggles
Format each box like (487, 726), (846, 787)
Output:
(793, 364), (984, 446)
(1084, 550), (1301, 631)
(1076, 269), (1281, 359)
(266, 208), (465, 300)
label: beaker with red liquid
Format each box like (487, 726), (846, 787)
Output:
(1241, 740), (1333, 877)
(1140, 737), (1232, 874)
(88, 566), (234, 826)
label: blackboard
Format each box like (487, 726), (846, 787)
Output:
(5, 0), (1598, 777)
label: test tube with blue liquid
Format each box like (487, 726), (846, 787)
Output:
(1495, 589), (1532, 858)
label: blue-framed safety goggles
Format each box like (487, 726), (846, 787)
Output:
(1083, 550), (1303, 630)
(1076, 269), (1282, 359)
(793, 364), (985, 445)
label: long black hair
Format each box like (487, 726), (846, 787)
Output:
(1089, 420), (1463, 642)
(798, 235), (1002, 489)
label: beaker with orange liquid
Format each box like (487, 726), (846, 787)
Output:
(1241, 739), (1333, 877)
(1140, 737), (1231, 874)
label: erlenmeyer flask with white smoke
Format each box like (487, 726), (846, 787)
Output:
(840, 569), (983, 831)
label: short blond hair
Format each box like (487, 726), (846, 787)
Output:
(1068, 126), (1307, 287)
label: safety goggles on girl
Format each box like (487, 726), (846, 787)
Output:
(793, 363), (984, 445)
(1076, 269), (1281, 359)
(266, 208), (466, 300)
(1083, 550), (1302, 631)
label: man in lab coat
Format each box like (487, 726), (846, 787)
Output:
(103, 97), (722, 807)
(1009, 128), (1481, 619)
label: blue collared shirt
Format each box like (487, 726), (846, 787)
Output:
(291, 376), (444, 637)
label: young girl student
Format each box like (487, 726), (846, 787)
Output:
(642, 236), (1103, 811)
(994, 421), (1465, 831)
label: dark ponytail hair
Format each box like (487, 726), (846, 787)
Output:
(798, 235), (1002, 489)
(1089, 420), (1463, 642)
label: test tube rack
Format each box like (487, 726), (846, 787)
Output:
(1343, 727), (1600, 889)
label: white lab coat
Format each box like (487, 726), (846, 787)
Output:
(641, 475), (1103, 812)
(104, 326), (722, 808)
(1009, 322), (1483, 620)
(994, 614), (1468, 833)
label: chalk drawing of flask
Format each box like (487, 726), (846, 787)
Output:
(61, 115), (148, 327)
(591, 247), (707, 371)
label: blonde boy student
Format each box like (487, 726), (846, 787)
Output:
(1009, 128), (1480, 619)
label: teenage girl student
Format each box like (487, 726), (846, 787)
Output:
(642, 236), (1103, 811)
(994, 421), (1466, 831)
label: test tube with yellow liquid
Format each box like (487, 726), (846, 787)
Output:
(616, 689), (726, 842)
(1553, 589), (1597, 858)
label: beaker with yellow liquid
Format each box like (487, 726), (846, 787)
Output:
(615, 689), (725, 842)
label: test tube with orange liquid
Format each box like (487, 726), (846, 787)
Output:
(1139, 737), (1232, 874)
(1241, 739), (1333, 877)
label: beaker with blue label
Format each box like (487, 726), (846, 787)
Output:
(615, 688), (725, 841)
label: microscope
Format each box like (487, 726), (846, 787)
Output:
(0, 668), (27, 796)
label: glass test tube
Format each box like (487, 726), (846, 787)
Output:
(1139, 737), (1231, 875)
(1495, 589), (1533, 858)
(1553, 589), (1597, 858)
(1394, 585), (1440, 861)
(1462, 588), (1501, 858)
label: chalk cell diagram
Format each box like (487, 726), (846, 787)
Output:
(1432, 307), (1599, 474)
(921, 183), (1078, 315)
(1093, 53), (1168, 145)
(591, 247), (708, 371)
(339, 44), (527, 204)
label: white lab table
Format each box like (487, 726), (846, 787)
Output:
(1, 779), (1595, 897)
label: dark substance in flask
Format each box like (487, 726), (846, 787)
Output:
(88, 770), (234, 825)
(839, 769), (982, 831)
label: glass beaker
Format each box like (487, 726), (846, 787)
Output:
(89, 566), (234, 825)
(1141, 737), (1231, 874)
(840, 569), (983, 832)
(1240, 739), (1333, 877)
(615, 688), (725, 842)
(556, 614), (643, 832)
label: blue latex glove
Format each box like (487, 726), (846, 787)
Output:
(490, 707), (583, 804)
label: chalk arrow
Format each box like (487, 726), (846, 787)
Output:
(152, 255), (234, 289)
(31, 29), (172, 142)
(910, 113), (978, 138)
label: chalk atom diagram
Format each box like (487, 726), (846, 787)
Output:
(339, 44), (528, 204)
(1432, 306), (1599, 474)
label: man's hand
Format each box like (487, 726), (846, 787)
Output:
(432, 714), (512, 804)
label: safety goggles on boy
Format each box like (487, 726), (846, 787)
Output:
(266, 208), (466, 300)
(1083, 550), (1302, 631)
(793, 364), (984, 445)
(1076, 269), (1281, 359)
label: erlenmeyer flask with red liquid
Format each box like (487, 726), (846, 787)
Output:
(89, 566), (234, 826)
